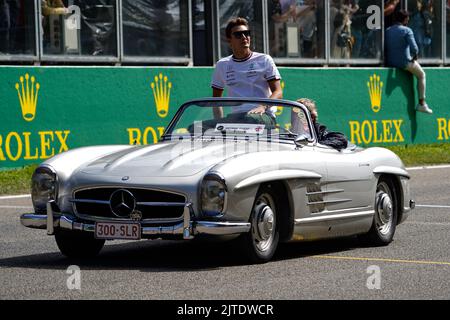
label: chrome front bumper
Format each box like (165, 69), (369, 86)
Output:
(20, 202), (250, 239)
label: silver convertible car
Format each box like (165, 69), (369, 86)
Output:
(21, 98), (415, 263)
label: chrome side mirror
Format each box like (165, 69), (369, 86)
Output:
(294, 134), (311, 148)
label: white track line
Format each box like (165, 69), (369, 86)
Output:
(407, 164), (450, 171)
(0, 194), (31, 200)
(0, 206), (33, 209)
(416, 204), (450, 209)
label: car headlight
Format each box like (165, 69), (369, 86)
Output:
(31, 166), (58, 214)
(201, 174), (227, 217)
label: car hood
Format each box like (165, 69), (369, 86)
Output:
(79, 139), (286, 177)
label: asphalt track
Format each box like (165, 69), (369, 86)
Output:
(0, 166), (449, 300)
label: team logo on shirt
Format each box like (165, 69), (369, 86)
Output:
(367, 73), (383, 113)
(247, 63), (257, 78)
(150, 73), (172, 118)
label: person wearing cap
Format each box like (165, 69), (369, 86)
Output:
(211, 17), (283, 126)
(385, 9), (432, 114)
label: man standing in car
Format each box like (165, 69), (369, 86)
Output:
(211, 17), (283, 125)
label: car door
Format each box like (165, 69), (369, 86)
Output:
(316, 143), (374, 214)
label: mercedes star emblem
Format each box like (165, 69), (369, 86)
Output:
(109, 189), (136, 218)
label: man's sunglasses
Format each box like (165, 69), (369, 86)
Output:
(232, 30), (251, 39)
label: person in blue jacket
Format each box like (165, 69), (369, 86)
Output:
(385, 9), (432, 114)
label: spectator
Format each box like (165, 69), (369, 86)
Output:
(41, 0), (69, 16)
(77, 0), (116, 56)
(211, 17), (282, 126)
(384, 0), (400, 29)
(41, 0), (70, 53)
(269, 0), (319, 58)
(0, 0), (20, 54)
(269, 0), (287, 56)
(297, 98), (348, 150)
(295, 0), (317, 58)
(385, 9), (432, 114)
(122, 0), (176, 56)
(330, 0), (358, 59)
(350, 1), (366, 58)
(409, 0), (435, 58)
(354, 0), (381, 59)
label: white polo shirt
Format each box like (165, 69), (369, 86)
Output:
(211, 52), (281, 117)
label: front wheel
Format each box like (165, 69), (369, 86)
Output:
(359, 176), (398, 246)
(55, 230), (105, 259)
(239, 186), (280, 263)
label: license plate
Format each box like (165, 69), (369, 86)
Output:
(95, 222), (141, 240)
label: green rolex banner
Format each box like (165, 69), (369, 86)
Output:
(0, 66), (449, 168)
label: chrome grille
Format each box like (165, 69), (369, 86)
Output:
(72, 187), (186, 220)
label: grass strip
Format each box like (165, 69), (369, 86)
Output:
(385, 143), (450, 167)
(0, 164), (37, 196)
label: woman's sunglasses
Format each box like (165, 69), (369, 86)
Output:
(232, 30), (251, 39)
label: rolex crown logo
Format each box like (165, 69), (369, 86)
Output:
(150, 73), (172, 118)
(15, 73), (40, 122)
(367, 74), (383, 113)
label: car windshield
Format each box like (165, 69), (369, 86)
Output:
(163, 99), (314, 142)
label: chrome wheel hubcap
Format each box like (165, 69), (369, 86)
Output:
(252, 194), (276, 252)
(375, 182), (394, 235)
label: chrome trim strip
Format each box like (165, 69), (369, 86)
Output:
(71, 199), (186, 207)
(183, 203), (193, 239)
(313, 206), (372, 215)
(70, 199), (110, 205)
(73, 212), (184, 224)
(234, 169), (322, 191)
(195, 221), (251, 235)
(142, 223), (184, 236)
(137, 202), (186, 207)
(59, 215), (74, 230)
(71, 186), (188, 220)
(72, 185), (187, 201)
(20, 210), (250, 237)
(307, 199), (352, 206)
(295, 210), (374, 225)
(20, 213), (61, 229)
(47, 200), (54, 235)
(373, 166), (410, 178)
(21, 214), (48, 229)
(306, 189), (344, 196)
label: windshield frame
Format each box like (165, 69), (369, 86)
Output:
(161, 97), (317, 143)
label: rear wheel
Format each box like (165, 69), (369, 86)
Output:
(360, 176), (398, 246)
(239, 185), (280, 263)
(55, 230), (105, 259)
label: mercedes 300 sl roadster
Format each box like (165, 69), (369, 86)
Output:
(20, 98), (415, 263)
